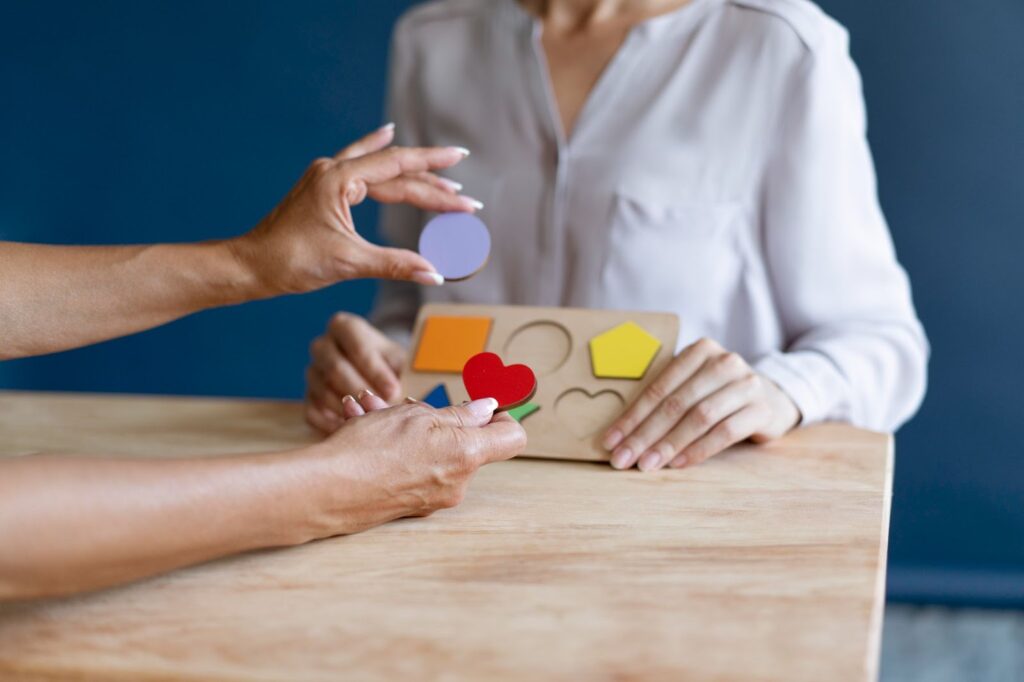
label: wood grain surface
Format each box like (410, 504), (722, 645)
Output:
(0, 391), (893, 681)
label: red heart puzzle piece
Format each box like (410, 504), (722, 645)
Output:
(462, 352), (537, 411)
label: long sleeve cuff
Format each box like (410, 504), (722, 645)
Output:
(753, 350), (846, 426)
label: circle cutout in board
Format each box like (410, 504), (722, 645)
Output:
(418, 212), (491, 281)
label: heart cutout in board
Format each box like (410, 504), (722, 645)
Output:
(554, 389), (626, 439)
(462, 352), (537, 411)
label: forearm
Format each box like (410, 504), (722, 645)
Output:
(0, 240), (261, 359)
(0, 448), (325, 599)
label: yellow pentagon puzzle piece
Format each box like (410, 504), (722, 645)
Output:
(589, 321), (662, 380)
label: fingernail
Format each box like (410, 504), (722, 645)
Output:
(379, 122), (396, 132)
(341, 395), (355, 405)
(670, 454), (688, 469)
(603, 429), (623, 451)
(412, 271), (445, 286)
(610, 447), (633, 470)
(451, 146), (471, 157)
(638, 452), (662, 472)
(441, 178), (463, 191)
(405, 396), (419, 403)
(466, 398), (498, 418)
(358, 388), (376, 399)
(464, 197), (484, 210)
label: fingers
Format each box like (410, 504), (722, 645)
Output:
(338, 145), (469, 187)
(304, 394), (341, 434)
(368, 176), (483, 213)
(668, 405), (766, 469)
(341, 394), (366, 419)
(604, 338), (721, 452)
(470, 419), (528, 465)
(434, 398), (500, 429)
(347, 243), (446, 288)
(610, 352), (749, 470)
(411, 171), (463, 193)
(636, 376), (756, 472)
(333, 123), (396, 161)
(329, 319), (404, 402)
(430, 399), (528, 466)
(305, 366), (347, 416)
(356, 389), (389, 412)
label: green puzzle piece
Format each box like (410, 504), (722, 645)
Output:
(507, 402), (540, 422)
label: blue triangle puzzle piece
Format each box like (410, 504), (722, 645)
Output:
(423, 383), (451, 409)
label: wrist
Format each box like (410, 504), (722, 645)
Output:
(215, 237), (275, 303)
(259, 442), (364, 546)
(241, 446), (337, 548)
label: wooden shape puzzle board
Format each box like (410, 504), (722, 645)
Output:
(402, 303), (680, 462)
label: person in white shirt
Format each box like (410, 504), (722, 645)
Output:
(305, 0), (929, 472)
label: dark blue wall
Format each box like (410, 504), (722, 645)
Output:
(2, 1), (1022, 605)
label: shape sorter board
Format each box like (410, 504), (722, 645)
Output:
(402, 303), (680, 462)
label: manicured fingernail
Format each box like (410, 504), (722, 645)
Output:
(638, 452), (662, 472)
(412, 271), (445, 286)
(466, 398), (498, 418)
(379, 122), (396, 132)
(464, 197), (484, 210)
(405, 396), (419, 403)
(669, 454), (688, 469)
(451, 146), (471, 157)
(341, 395), (356, 405)
(358, 389), (376, 399)
(603, 429), (623, 450)
(610, 447), (633, 470)
(441, 178), (463, 191)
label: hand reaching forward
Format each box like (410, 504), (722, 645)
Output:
(230, 124), (481, 296)
(306, 398), (527, 536)
(603, 338), (801, 472)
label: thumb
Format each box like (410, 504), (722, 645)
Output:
(434, 398), (499, 429)
(351, 243), (444, 286)
(435, 399), (528, 465)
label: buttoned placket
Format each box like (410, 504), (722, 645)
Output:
(521, 10), (661, 306)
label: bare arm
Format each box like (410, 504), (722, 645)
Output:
(0, 398), (525, 600)
(0, 241), (258, 358)
(0, 126), (479, 359)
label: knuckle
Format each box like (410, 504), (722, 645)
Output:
(692, 401), (716, 427)
(662, 394), (687, 419)
(383, 259), (405, 280)
(737, 373), (760, 393)
(311, 156), (334, 173)
(309, 336), (324, 358)
(442, 487), (466, 509)
(645, 382), (670, 403)
(716, 420), (738, 442)
(329, 312), (353, 332)
(694, 337), (719, 354)
(716, 352), (743, 371)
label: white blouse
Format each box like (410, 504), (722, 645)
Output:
(371, 0), (929, 431)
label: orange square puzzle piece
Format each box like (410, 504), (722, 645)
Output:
(413, 316), (492, 373)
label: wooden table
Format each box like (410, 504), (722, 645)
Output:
(0, 392), (893, 681)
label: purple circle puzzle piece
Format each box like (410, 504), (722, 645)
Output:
(418, 212), (491, 281)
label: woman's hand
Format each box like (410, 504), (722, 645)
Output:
(0, 397), (524, 600)
(305, 313), (406, 432)
(603, 338), (801, 472)
(302, 399), (527, 537)
(229, 124), (481, 297)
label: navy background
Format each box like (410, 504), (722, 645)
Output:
(1, 1), (1022, 605)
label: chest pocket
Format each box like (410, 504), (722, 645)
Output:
(599, 183), (748, 334)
